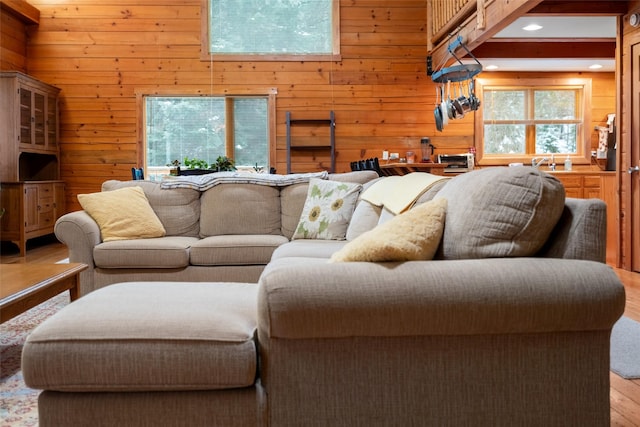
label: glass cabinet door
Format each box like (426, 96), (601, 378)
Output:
(47, 95), (57, 149)
(20, 87), (32, 145)
(34, 91), (45, 147)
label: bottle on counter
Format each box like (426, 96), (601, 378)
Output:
(564, 155), (572, 171)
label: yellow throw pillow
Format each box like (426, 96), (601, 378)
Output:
(78, 186), (166, 242)
(330, 198), (447, 262)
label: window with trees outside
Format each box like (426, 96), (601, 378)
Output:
(143, 94), (275, 179)
(205, 0), (340, 60)
(475, 78), (591, 165)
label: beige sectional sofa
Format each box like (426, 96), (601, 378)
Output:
(54, 171), (380, 296)
(25, 167), (625, 426)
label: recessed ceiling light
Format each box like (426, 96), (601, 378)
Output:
(485, 65), (499, 70)
(589, 64), (603, 70)
(522, 24), (543, 31)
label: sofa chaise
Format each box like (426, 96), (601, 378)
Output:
(23, 167), (626, 426)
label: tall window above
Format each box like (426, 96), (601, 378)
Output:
(205, 0), (340, 60)
(475, 78), (591, 165)
(143, 94), (274, 177)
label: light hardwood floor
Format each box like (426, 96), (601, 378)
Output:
(1, 238), (639, 425)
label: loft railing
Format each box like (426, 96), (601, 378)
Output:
(428, 0), (486, 49)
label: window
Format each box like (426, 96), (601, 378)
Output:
(204, 0), (340, 60)
(475, 78), (592, 165)
(142, 92), (276, 178)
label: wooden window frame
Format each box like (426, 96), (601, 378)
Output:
(474, 78), (592, 166)
(200, 0), (341, 62)
(136, 87), (278, 172)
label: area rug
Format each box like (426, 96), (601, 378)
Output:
(0, 292), (70, 427)
(610, 316), (640, 379)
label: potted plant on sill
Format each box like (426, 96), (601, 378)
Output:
(213, 155), (236, 172)
(173, 156), (236, 176)
(167, 159), (181, 176)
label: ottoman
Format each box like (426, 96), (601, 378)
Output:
(22, 281), (264, 427)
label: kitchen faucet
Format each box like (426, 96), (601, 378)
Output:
(531, 157), (547, 168)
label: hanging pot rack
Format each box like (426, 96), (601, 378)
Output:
(430, 36), (483, 84)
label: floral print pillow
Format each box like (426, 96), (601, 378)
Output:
(293, 178), (363, 240)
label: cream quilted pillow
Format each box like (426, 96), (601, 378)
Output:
(78, 186), (166, 242)
(330, 198), (447, 262)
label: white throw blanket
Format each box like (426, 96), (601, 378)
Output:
(360, 172), (449, 214)
(160, 171), (329, 191)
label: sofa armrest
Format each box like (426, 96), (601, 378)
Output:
(258, 257), (625, 425)
(54, 211), (102, 295)
(258, 257), (625, 340)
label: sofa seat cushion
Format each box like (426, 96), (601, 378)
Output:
(22, 282), (258, 392)
(93, 236), (199, 268)
(190, 235), (289, 266)
(270, 239), (348, 261)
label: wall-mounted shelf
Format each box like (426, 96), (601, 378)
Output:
(286, 111), (335, 174)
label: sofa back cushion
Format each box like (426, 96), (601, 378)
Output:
(102, 180), (200, 237)
(280, 183), (309, 239)
(328, 171), (379, 184)
(279, 171), (379, 240)
(434, 167), (565, 259)
(200, 183), (281, 236)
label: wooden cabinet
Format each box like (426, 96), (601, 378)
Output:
(1, 72), (61, 182)
(1, 72), (64, 255)
(551, 172), (617, 265)
(286, 111), (335, 174)
(1, 181), (65, 256)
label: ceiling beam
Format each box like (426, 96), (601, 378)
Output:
(428, 0), (544, 69)
(470, 40), (616, 59)
(528, 0), (628, 15)
(0, 0), (39, 25)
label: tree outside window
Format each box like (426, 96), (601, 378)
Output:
(144, 95), (271, 177)
(205, 0), (339, 60)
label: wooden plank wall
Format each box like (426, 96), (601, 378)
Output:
(1, 7), (28, 71)
(18, 0), (615, 213)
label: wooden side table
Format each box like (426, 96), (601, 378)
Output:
(0, 263), (87, 323)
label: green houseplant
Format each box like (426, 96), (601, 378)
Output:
(170, 156), (236, 175)
(213, 156), (236, 172)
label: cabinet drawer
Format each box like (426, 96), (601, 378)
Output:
(583, 176), (600, 188)
(564, 188), (583, 198)
(557, 175), (582, 188)
(39, 197), (54, 213)
(38, 210), (55, 228)
(38, 183), (54, 197)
